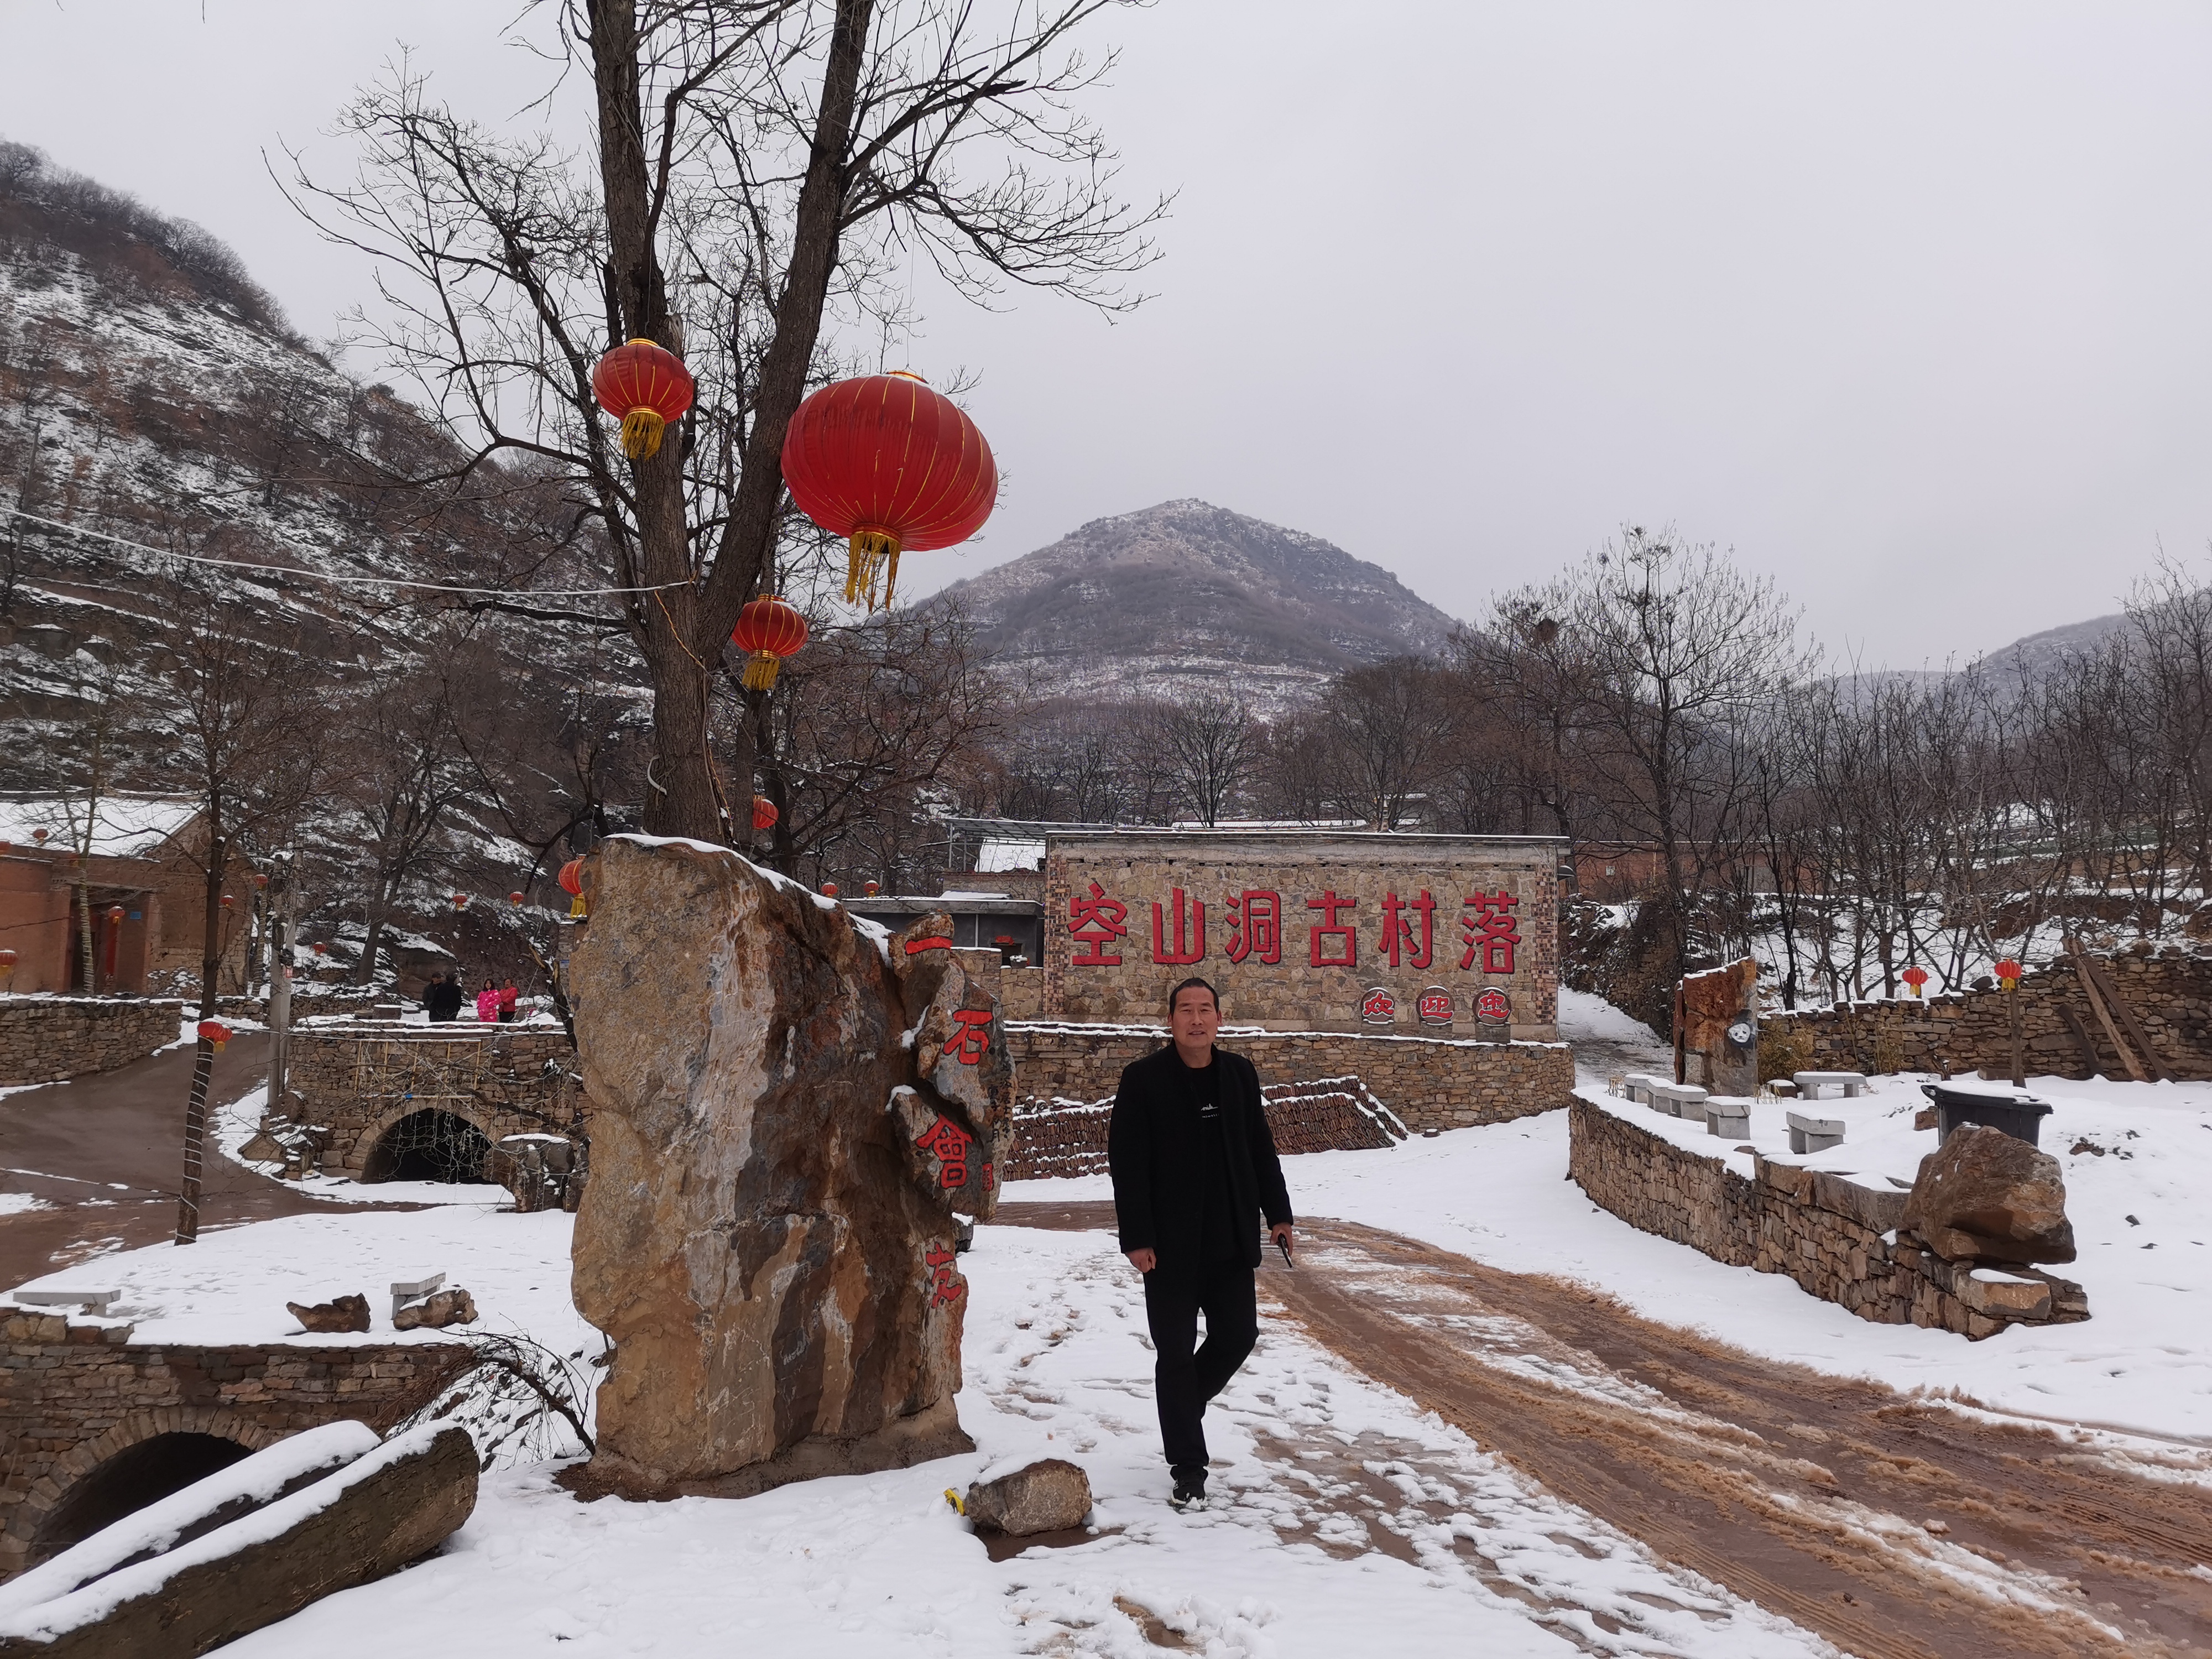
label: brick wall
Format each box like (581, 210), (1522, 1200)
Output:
(1761, 947), (2212, 1079)
(1006, 1022), (1574, 1135)
(0, 1309), (463, 1577)
(1003, 1074), (1406, 1181)
(0, 995), (181, 1086)
(283, 1026), (584, 1175)
(1567, 1099), (2089, 1339)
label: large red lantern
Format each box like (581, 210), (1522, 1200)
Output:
(1901, 964), (1929, 998)
(591, 339), (695, 461)
(559, 858), (586, 896)
(1994, 957), (2023, 990)
(780, 372), (997, 611)
(752, 796), (779, 832)
(731, 596), (810, 691)
(198, 1019), (233, 1052)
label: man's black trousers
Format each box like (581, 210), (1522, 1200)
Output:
(1142, 1259), (1258, 1487)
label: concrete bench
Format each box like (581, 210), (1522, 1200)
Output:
(1786, 1110), (1846, 1154)
(1793, 1071), (1867, 1100)
(1703, 1095), (1752, 1138)
(1648, 1082), (1709, 1119)
(12, 1289), (119, 1316)
(390, 1272), (445, 1321)
(1621, 1072), (1668, 1105)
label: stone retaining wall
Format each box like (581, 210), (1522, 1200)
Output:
(1006, 1022), (1574, 1135)
(1762, 947), (2212, 1079)
(1567, 1099), (2088, 1338)
(0, 995), (181, 1087)
(283, 1026), (584, 1176)
(1003, 1075), (1406, 1181)
(0, 1309), (463, 1578)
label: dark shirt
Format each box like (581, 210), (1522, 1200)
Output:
(1181, 1056), (1241, 1264)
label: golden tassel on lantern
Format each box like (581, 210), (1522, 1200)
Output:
(741, 649), (784, 691)
(620, 407), (667, 460)
(845, 529), (902, 611)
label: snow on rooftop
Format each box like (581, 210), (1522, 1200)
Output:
(0, 794), (197, 859)
(973, 836), (1045, 872)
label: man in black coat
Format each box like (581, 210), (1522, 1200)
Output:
(1108, 976), (1293, 1511)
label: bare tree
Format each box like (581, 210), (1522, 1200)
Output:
(286, 1), (1162, 842)
(1144, 691), (1261, 826)
(1315, 657), (1457, 831)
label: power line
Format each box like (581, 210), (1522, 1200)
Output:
(1, 505), (687, 599)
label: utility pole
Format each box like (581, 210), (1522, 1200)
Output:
(267, 848), (296, 1121)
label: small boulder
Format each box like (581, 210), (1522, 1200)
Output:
(1900, 1125), (2076, 1265)
(964, 1458), (1093, 1536)
(287, 1293), (371, 1333)
(394, 1288), (478, 1330)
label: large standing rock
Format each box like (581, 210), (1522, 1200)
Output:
(564, 837), (1014, 1500)
(1900, 1124), (2076, 1264)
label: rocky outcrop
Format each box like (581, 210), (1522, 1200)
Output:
(965, 1458), (1093, 1536)
(1900, 1125), (2077, 1265)
(285, 1295), (369, 1334)
(564, 837), (1013, 1500)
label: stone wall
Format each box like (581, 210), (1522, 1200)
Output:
(1761, 946), (2212, 1080)
(1040, 830), (1563, 1039)
(0, 1308), (463, 1577)
(283, 1026), (584, 1176)
(1006, 1021), (1574, 1135)
(1567, 1099), (2088, 1339)
(0, 995), (181, 1087)
(1003, 1074), (1406, 1181)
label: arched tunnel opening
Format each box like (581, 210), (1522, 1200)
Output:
(33, 1432), (252, 1566)
(362, 1108), (494, 1184)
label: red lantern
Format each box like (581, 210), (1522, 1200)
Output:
(752, 796), (779, 832)
(1994, 957), (2023, 990)
(254, 872), (269, 889)
(312, 941), (327, 956)
(31, 828), (48, 844)
(780, 372), (997, 611)
(731, 596), (810, 691)
(452, 893), (470, 911)
(592, 338), (695, 461)
(509, 890), (526, 906)
(221, 894), (234, 909)
(0, 948), (16, 972)
(864, 881), (879, 897)
(198, 1019), (232, 1051)
(820, 881), (839, 898)
(106, 905), (124, 925)
(1901, 964), (1930, 997)
(559, 859), (586, 896)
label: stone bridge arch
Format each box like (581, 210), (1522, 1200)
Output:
(15, 1404), (284, 1568)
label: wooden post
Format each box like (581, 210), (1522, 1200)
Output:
(2056, 1002), (2104, 1079)
(174, 1036), (213, 1244)
(2077, 952), (2174, 1082)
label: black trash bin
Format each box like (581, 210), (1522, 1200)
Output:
(1919, 1082), (2053, 1148)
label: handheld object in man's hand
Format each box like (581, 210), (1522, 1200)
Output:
(1275, 1235), (1295, 1269)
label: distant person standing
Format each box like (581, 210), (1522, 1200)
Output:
(497, 981), (519, 1023)
(474, 978), (499, 1023)
(425, 973), (463, 1023)
(1108, 977), (1294, 1512)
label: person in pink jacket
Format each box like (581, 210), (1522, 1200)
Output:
(474, 978), (500, 1022)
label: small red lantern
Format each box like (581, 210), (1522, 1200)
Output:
(197, 1019), (232, 1052)
(1901, 964), (1930, 997)
(312, 941), (327, 956)
(821, 881), (839, 898)
(0, 948), (15, 972)
(452, 893), (469, 911)
(731, 596), (809, 691)
(864, 881), (879, 897)
(752, 796), (779, 831)
(254, 872), (269, 890)
(221, 894), (234, 909)
(559, 858), (586, 896)
(1994, 957), (2023, 990)
(780, 372), (997, 611)
(31, 828), (48, 844)
(106, 905), (124, 925)
(591, 338), (695, 460)
(509, 890), (526, 906)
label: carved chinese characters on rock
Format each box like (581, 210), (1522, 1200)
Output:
(947, 1008), (993, 1065)
(1151, 887), (1205, 964)
(915, 1113), (973, 1188)
(1307, 890), (1357, 968)
(925, 1244), (964, 1308)
(1069, 881), (1128, 966)
(1461, 890), (1519, 974)
(1224, 890), (1282, 964)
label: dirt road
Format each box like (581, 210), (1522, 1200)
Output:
(995, 1199), (2212, 1659)
(0, 1035), (379, 1281)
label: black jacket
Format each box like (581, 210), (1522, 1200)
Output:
(425, 981), (464, 1020)
(1108, 1045), (1293, 1272)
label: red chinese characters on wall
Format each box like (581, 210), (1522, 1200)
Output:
(924, 1245), (964, 1308)
(1307, 890), (1357, 968)
(1069, 881), (1128, 966)
(1224, 890), (1282, 964)
(914, 1114), (973, 1188)
(946, 1008), (993, 1065)
(1378, 890), (1436, 970)
(1151, 887), (1205, 964)
(1460, 890), (1519, 974)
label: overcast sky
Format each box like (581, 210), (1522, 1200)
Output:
(7, 1), (2211, 666)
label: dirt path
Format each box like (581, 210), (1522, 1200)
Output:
(994, 1200), (2212, 1659)
(0, 1035), (401, 1282)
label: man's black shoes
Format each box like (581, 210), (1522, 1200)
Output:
(1168, 1479), (1209, 1512)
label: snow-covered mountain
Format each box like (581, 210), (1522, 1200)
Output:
(930, 499), (1460, 712)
